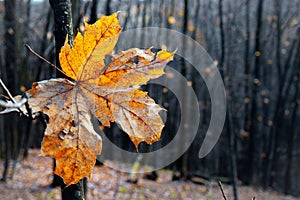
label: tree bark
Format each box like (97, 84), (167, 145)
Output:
(218, 0), (238, 199)
(71, 0), (82, 32)
(241, 0), (252, 184)
(49, 0), (74, 74)
(4, 0), (17, 92)
(1, 0), (17, 183)
(105, 0), (111, 15)
(89, 0), (98, 24)
(284, 70), (299, 194)
(248, 0), (264, 185)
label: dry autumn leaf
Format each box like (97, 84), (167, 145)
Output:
(23, 13), (174, 185)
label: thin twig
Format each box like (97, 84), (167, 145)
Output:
(218, 180), (227, 200)
(25, 44), (67, 77)
(0, 78), (17, 103)
(0, 78), (27, 115)
(0, 97), (27, 108)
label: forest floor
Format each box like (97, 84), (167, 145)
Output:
(0, 149), (299, 200)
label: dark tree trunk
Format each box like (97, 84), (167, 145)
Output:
(49, 0), (74, 72)
(262, 0), (282, 188)
(183, 0), (188, 34)
(171, 0), (189, 178)
(21, 0), (34, 160)
(1, 0), (17, 183)
(248, 0), (264, 185)
(241, 0), (252, 184)
(34, 8), (53, 82)
(218, 0), (238, 199)
(4, 0), (16, 93)
(105, 0), (111, 15)
(89, 0), (98, 24)
(284, 70), (299, 194)
(71, 0), (82, 32)
(49, 0), (87, 199)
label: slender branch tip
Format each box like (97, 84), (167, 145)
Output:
(25, 44), (67, 77)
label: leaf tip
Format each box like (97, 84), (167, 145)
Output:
(157, 48), (175, 60)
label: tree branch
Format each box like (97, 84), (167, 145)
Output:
(0, 78), (28, 116)
(0, 98), (27, 109)
(0, 78), (17, 104)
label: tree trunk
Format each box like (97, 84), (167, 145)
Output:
(49, 0), (87, 199)
(1, 0), (17, 183)
(218, 0), (238, 199)
(105, 0), (111, 15)
(71, 0), (82, 32)
(4, 0), (17, 93)
(241, 0), (252, 184)
(284, 70), (299, 194)
(89, 0), (98, 24)
(248, 0), (264, 185)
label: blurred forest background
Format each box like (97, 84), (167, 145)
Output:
(0, 0), (299, 198)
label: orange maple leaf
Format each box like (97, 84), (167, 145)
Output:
(25, 13), (174, 186)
